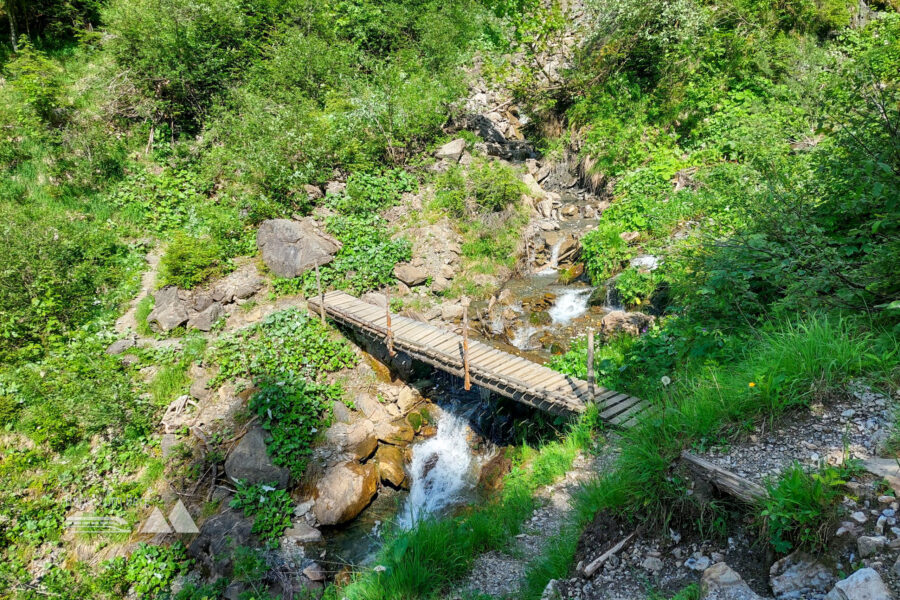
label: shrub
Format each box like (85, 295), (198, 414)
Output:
(250, 379), (341, 478)
(230, 481), (293, 541)
(331, 169), (418, 215)
(101, 542), (191, 598)
(759, 463), (847, 553)
(158, 233), (224, 290)
(614, 268), (657, 309)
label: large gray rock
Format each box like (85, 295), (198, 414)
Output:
(394, 263), (429, 287)
(187, 302), (225, 331)
(257, 218), (341, 278)
(212, 267), (263, 303)
(147, 286), (190, 332)
(857, 535), (887, 558)
(106, 336), (136, 355)
(701, 563), (765, 600)
(224, 425), (290, 488)
(435, 138), (466, 162)
(324, 420), (377, 461)
(313, 461), (377, 525)
(600, 310), (654, 338)
(283, 522), (323, 544)
(188, 508), (254, 577)
(769, 551), (835, 600)
(823, 568), (891, 600)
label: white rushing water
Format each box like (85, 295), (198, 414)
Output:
(397, 411), (475, 528)
(537, 239), (565, 275)
(509, 324), (541, 350)
(548, 288), (593, 324)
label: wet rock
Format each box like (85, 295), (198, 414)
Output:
(313, 461), (377, 525)
(148, 286), (190, 332)
(224, 425), (291, 488)
(189, 508), (254, 577)
(284, 522), (323, 544)
(599, 310), (654, 338)
(303, 562), (326, 582)
(701, 563), (765, 600)
(257, 218), (342, 278)
(394, 263), (429, 287)
(435, 138), (466, 162)
(823, 568), (890, 600)
(561, 204), (578, 217)
(187, 301), (224, 331)
(375, 444), (407, 488)
(375, 417), (415, 445)
(769, 551), (835, 600)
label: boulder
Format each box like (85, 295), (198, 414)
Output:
(561, 204), (578, 217)
(823, 568), (890, 600)
(303, 562), (326, 582)
(375, 444), (407, 488)
(375, 417), (415, 445)
(212, 268), (263, 303)
(397, 387), (420, 413)
(313, 461), (377, 525)
(224, 425), (291, 488)
(441, 303), (465, 322)
(556, 235), (580, 264)
(431, 276), (451, 293)
(283, 522), (323, 544)
(701, 563), (765, 600)
(355, 393), (387, 421)
(435, 138), (466, 162)
(600, 310), (654, 338)
(857, 535), (886, 558)
(331, 420), (377, 461)
(769, 551), (835, 600)
(535, 199), (555, 218)
(147, 286), (190, 332)
(106, 337), (136, 355)
(187, 302), (225, 331)
(521, 173), (545, 198)
(188, 508), (254, 577)
(257, 218), (342, 278)
(394, 263), (429, 287)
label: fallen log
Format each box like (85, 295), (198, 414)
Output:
(680, 451), (766, 504)
(583, 532), (636, 577)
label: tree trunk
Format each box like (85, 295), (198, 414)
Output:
(6, 2), (18, 52)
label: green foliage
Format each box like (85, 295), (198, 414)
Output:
(230, 481), (293, 541)
(760, 463), (847, 553)
(4, 39), (63, 123)
(580, 224), (633, 283)
(158, 233), (224, 289)
(102, 542), (191, 598)
(174, 579), (228, 600)
(110, 168), (210, 234)
(250, 378), (341, 478)
(331, 169), (418, 215)
(614, 268), (657, 309)
(433, 159), (527, 216)
(212, 308), (357, 384)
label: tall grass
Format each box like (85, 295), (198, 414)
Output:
(336, 406), (599, 600)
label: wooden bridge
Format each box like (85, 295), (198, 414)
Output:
(308, 291), (651, 427)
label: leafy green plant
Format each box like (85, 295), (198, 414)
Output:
(102, 542), (191, 598)
(250, 378), (341, 478)
(212, 308), (356, 383)
(230, 481), (293, 541)
(759, 463), (846, 553)
(614, 268), (657, 309)
(158, 232), (224, 289)
(330, 169), (418, 215)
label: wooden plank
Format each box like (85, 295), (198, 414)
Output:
(680, 451), (766, 504)
(608, 400), (649, 425)
(600, 395), (642, 420)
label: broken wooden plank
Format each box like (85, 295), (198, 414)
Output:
(680, 451), (766, 504)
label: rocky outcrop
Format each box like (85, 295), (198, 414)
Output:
(223, 425), (291, 488)
(599, 310), (654, 338)
(394, 263), (429, 287)
(312, 461), (377, 525)
(400, 219), (461, 295)
(700, 563), (764, 600)
(257, 218), (341, 278)
(188, 508), (254, 578)
(324, 420), (378, 462)
(146, 265), (263, 332)
(823, 568), (891, 600)
(435, 138), (466, 162)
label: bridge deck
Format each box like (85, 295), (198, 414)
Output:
(309, 291), (650, 427)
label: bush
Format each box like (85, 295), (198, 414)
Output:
(101, 542), (191, 598)
(250, 379), (341, 478)
(330, 169), (418, 215)
(759, 463), (847, 553)
(230, 481), (293, 541)
(158, 233), (224, 290)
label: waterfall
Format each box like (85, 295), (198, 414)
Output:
(397, 411), (475, 528)
(509, 324), (540, 350)
(537, 239), (565, 275)
(548, 288), (593, 324)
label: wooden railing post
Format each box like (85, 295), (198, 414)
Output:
(314, 263), (326, 324)
(587, 329), (595, 403)
(461, 296), (471, 391)
(385, 288), (395, 357)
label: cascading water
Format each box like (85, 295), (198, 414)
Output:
(397, 411), (476, 528)
(548, 288), (593, 324)
(537, 239), (565, 275)
(509, 324), (541, 350)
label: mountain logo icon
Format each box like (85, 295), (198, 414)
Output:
(139, 500), (199, 534)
